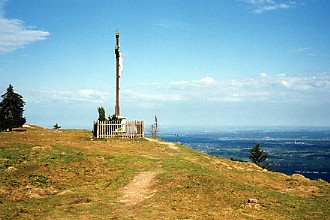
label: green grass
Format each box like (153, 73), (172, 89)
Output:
(0, 126), (329, 219)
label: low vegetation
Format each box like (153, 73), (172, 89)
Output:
(0, 126), (329, 219)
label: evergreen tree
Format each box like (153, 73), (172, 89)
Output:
(0, 85), (26, 131)
(97, 107), (106, 121)
(248, 143), (269, 169)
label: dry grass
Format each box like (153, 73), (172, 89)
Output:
(0, 126), (329, 219)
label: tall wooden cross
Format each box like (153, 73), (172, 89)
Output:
(114, 32), (121, 116)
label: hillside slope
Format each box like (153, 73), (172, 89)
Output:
(0, 126), (329, 219)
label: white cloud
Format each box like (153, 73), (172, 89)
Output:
(27, 89), (110, 104)
(78, 89), (108, 102)
(27, 74), (330, 108)
(171, 77), (216, 88)
(124, 73), (330, 104)
(122, 88), (184, 103)
(194, 77), (216, 85)
(0, 1), (50, 54)
(290, 47), (319, 57)
(171, 80), (189, 86)
(291, 47), (311, 53)
(244, 0), (298, 14)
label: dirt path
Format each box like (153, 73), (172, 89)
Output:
(144, 137), (180, 151)
(118, 172), (157, 206)
(117, 138), (179, 206)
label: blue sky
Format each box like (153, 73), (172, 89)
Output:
(1, 0), (330, 129)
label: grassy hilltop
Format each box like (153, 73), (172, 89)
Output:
(0, 126), (329, 219)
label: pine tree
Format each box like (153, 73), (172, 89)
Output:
(0, 85), (26, 131)
(97, 107), (106, 121)
(248, 143), (269, 169)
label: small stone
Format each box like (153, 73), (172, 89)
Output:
(7, 166), (17, 171)
(248, 198), (258, 203)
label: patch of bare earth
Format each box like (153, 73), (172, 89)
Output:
(118, 172), (157, 206)
(145, 137), (180, 151)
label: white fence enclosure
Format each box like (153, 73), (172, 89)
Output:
(93, 120), (144, 138)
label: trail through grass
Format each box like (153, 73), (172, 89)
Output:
(0, 126), (329, 219)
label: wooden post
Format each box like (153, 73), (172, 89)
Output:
(115, 32), (120, 116)
(141, 121), (144, 138)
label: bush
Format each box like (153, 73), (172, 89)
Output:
(53, 123), (61, 130)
